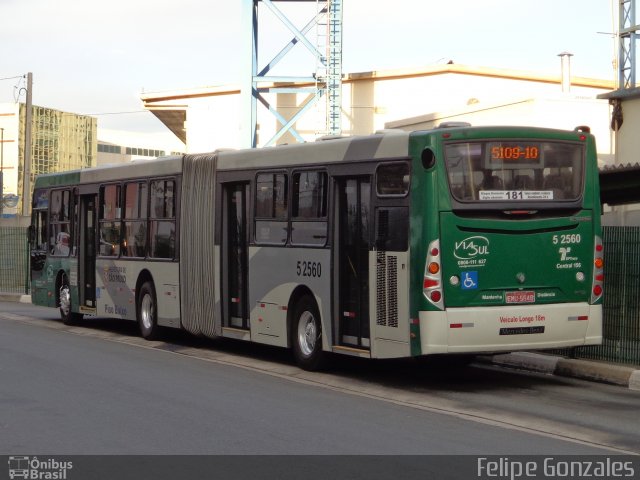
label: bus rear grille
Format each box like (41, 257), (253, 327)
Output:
(387, 256), (398, 327)
(376, 252), (398, 328)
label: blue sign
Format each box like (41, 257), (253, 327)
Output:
(461, 271), (478, 290)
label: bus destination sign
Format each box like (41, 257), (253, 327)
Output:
(489, 143), (540, 161)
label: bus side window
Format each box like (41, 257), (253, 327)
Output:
(149, 179), (176, 259)
(291, 171), (327, 247)
(255, 172), (288, 245)
(376, 163), (410, 197)
(375, 207), (408, 252)
(123, 181), (148, 258)
(99, 184), (122, 257)
(49, 189), (72, 257)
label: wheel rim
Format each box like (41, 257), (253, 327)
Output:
(297, 311), (317, 357)
(141, 293), (154, 330)
(59, 283), (71, 316)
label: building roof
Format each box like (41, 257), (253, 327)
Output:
(141, 64), (615, 144)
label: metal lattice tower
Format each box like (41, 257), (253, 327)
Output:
(619, 0), (639, 89)
(241, 0), (343, 148)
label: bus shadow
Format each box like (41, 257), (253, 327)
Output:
(70, 316), (569, 394)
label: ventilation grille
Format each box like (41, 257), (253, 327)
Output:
(376, 251), (398, 328)
(387, 256), (398, 327)
(376, 251), (387, 326)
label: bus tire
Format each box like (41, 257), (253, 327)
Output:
(59, 273), (83, 325)
(292, 295), (326, 371)
(137, 281), (159, 340)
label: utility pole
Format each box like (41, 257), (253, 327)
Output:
(22, 72), (32, 217)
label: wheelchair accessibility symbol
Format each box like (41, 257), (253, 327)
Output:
(461, 271), (478, 290)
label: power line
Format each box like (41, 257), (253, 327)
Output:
(0, 75), (24, 82)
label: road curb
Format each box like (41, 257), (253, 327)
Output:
(486, 352), (640, 391)
(0, 293), (31, 303)
(2, 293), (638, 391)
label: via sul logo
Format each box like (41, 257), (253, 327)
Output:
(454, 236), (490, 260)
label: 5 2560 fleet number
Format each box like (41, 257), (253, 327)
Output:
(297, 260), (322, 278)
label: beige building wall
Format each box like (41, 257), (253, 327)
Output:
(0, 104), (20, 216)
(141, 65), (613, 153)
(613, 96), (640, 164)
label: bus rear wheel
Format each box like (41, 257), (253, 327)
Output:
(137, 281), (159, 340)
(292, 295), (326, 371)
(59, 273), (83, 325)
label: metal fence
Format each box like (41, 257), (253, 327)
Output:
(0, 226), (29, 294)
(563, 226), (640, 366)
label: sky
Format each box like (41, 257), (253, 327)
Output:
(0, 0), (618, 136)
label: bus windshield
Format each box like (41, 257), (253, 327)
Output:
(444, 140), (584, 203)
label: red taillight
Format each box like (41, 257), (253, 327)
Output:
(591, 236), (604, 303)
(423, 239), (444, 310)
(423, 278), (438, 289)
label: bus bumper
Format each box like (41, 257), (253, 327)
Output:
(419, 303), (603, 355)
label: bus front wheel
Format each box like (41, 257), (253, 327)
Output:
(137, 281), (159, 340)
(59, 273), (83, 325)
(292, 295), (326, 371)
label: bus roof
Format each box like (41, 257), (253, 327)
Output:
(34, 156), (183, 188)
(216, 131), (411, 170)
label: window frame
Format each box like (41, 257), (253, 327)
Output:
(122, 181), (149, 258)
(254, 171), (289, 246)
(375, 162), (411, 198)
(48, 189), (72, 257)
(148, 177), (177, 260)
(98, 183), (123, 258)
(290, 169), (329, 247)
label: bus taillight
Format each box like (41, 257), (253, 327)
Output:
(591, 236), (604, 303)
(424, 239), (444, 310)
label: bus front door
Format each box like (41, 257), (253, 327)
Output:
(222, 183), (250, 330)
(78, 194), (96, 310)
(335, 177), (371, 349)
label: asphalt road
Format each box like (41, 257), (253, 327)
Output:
(1, 301), (638, 458)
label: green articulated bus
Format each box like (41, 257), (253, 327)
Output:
(29, 125), (603, 370)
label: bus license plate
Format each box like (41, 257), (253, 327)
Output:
(505, 291), (535, 303)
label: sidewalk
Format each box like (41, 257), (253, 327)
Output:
(0, 292), (31, 303)
(1, 292), (639, 391)
(482, 352), (640, 391)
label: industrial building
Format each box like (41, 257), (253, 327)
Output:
(141, 63), (614, 161)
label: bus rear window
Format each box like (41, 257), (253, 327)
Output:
(444, 141), (584, 203)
